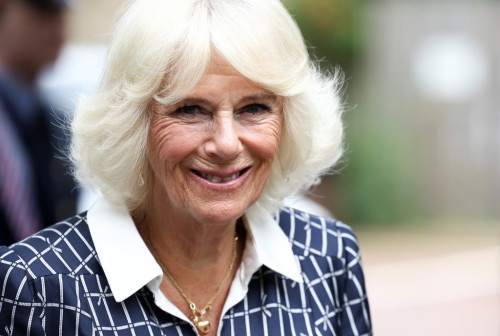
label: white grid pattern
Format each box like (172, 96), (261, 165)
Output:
(0, 210), (371, 335)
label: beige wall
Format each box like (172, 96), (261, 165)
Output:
(68, 0), (124, 43)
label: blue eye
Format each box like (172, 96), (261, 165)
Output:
(177, 105), (200, 115)
(243, 104), (269, 114)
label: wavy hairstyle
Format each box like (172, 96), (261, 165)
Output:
(71, 0), (344, 215)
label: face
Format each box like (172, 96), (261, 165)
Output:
(147, 55), (283, 226)
(1, 1), (66, 74)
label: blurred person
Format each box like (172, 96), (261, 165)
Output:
(0, 0), (371, 335)
(0, 0), (76, 245)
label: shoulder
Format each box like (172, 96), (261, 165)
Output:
(0, 213), (101, 280)
(276, 207), (372, 333)
(0, 213), (104, 334)
(277, 206), (361, 261)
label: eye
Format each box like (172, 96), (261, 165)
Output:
(242, 103), (270, 115)
(176, 105), (201, 115)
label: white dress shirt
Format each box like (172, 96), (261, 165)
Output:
(86, 196), (302, 333)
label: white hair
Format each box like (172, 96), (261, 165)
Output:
(71, 0), (344, 215)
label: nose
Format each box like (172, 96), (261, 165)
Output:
(204, 114), (243, 161)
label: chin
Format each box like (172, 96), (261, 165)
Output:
(191, 203), (249, 226)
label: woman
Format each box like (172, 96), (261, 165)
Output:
(0, 0), (371, 335)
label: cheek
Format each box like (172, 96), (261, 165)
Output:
(148, 119), (199, 165)
(252, 118), (283, 160)
(148, 120), (200, 156)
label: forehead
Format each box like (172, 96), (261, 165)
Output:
(204, 53), (242, 77)
(163, 52), (280, 106)
(183, 53), (273, 99)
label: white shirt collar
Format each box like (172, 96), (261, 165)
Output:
(86, 196), (162, 302)
(86, 196), (302, 303)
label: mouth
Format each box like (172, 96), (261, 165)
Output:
(192, 167), (250, 183)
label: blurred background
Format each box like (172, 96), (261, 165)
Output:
(37, 0), (499, 334)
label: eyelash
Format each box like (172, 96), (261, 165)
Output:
(176, 105), (201, 115)
(174, 103), (271, 116)
(242, 104), (270, 114)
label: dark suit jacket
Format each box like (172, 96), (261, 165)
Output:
(0, 74), (76, 245)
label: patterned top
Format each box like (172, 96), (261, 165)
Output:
(0, 207), (371, 335)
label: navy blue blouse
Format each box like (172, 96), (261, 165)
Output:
(0, 208), (371, 335)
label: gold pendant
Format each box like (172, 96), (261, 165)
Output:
(194, 318), (210, 334)
(190, 304), (210, 334)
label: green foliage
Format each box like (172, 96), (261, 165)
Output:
(287, 0), (422, 225)
(339, 110), (422, 225)
(285, 0), (362, 76)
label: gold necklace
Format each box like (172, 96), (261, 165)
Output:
(145, 232), (238, 335)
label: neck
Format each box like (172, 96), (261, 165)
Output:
(134, 194), (246, 335)
(136, 203), (240, 272)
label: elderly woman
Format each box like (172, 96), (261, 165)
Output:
(0, 0), (371, 335)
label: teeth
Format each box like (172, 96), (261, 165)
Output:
(211, 176), (222, 183)
(223, 173), (239, 182)
(199, 172), (240, 183)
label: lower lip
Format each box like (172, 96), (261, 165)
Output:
(189, 168), (251, 190)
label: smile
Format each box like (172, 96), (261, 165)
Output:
(192, 167), (250, 184)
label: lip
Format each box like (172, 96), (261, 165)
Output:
(189, 166), (252, 189)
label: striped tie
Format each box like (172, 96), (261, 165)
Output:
(0, 109), (41, 241)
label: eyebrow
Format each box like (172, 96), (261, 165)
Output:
(179, 92), (279, 106)
(240, 92), (279, 104)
